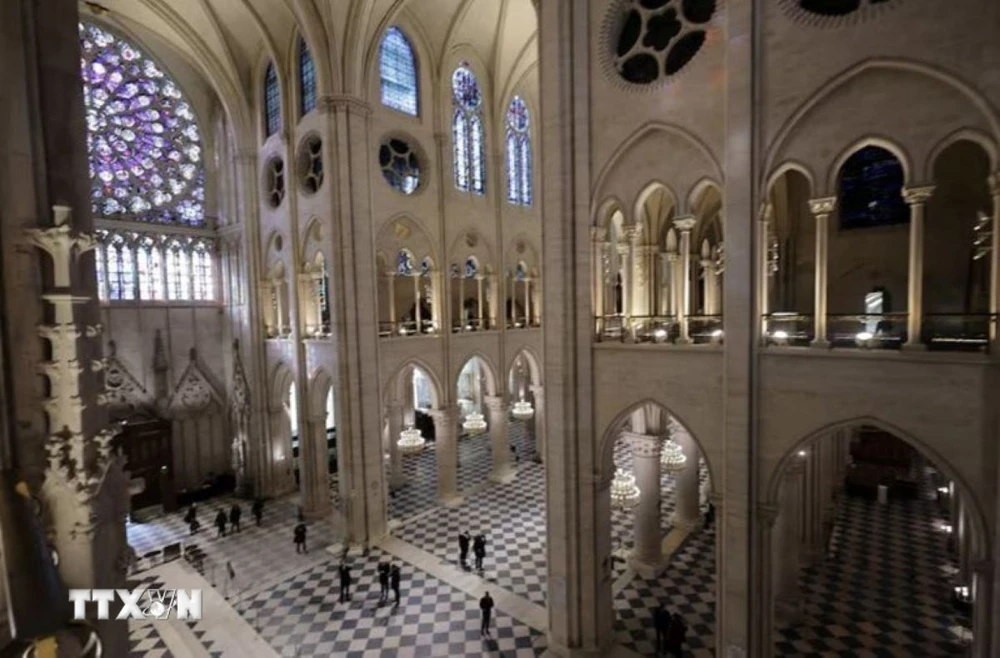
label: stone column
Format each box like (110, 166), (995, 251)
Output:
(988, 173), (1000, 348)
(484, 396), (514, 482)
(702, 256), (717, 316)
(759, 204), (773, 338)
(802, 447), (824, 565)
(386, 273), (396, 332)
(301, 409), (332, 519)
(412, 274), (422, 333)
(672, 429), (701, 529)
(773, 458), (805, 622)
(958, 501), (972, 582)
(624, 432), (666, 577)
(972, 559), (995, 658)
(530, 384), (545, 461)
(430, 407), (461, 506)
(458, 276), (466, 329)
(808, 197), (836, 347)
(476, 275), (484, 327)
(386, 401), (405, 489)
(674, 216), (696, 343)
(903, 185), (934, 349)
(525, 279), (532, 326)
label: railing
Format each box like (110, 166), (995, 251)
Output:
(451, 317), (496, 333)
(596, 315), (677, 344)
(378, 319), (439, 338)
(506, 319), (542, 330)
(922, 313), (993, 352)
(827, 313), (907, 350)
(762, 312), (814, 346)
(689, 315), (724, 344)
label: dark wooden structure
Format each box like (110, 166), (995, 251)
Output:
(114, 413), (176, 513)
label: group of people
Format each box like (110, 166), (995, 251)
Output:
(652, 604), (688, 657)
(184, 499), (266, 536)
(458, 531), (488, 571)
(334, 562), (402, 606)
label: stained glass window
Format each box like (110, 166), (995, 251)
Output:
(264, 62), (280, 137)
(379, 27), (418, 116)
(465, 257), (479, 278)
(95, 244), (108, 301)
(451, 65), (485, 195)
(838, 146), (908, 229)
(398, 250), (415, 275)
(166, 240), (190, 300)
(505, 96), (532, 206)
(107, 234), (136, 300)
(515, 262), (527, 281)
(299, 38), (316, 117)
(79, 22), (205, 226)
(192, 240), (214, 301)
(136, 236), (164, 300)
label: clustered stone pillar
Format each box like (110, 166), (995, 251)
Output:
(903, 185), (935, 350)
(625, 432), (666, 577)
(386, 400), (405, 489)
(989, 173), (1000, 349)
(674, 216), (696, 343)
(530, 384), (546, 461)
(759, 203), (773, 337)
(773, 456), (805, 623)
(484, 395), (514, 482)
(808, 197), (836, 347)
(386, 271), (397, 332)
(431, 407), (460, 505)
(301, 405), (332, 520)
(672, 428), (701, 529)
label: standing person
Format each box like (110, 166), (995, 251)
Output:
(224, 561), (237, 600)
(293, 521), (307, 553)
(666, 613), (687, 657)
(479, 591), (494, 637)
(653, 604), (671, 656)
(473, 534), (486, 571)
(378, 562), (390, 603)
(339, 563), (352, 602)
(230, 503), (242, 533)
(458, 531), (471, 568)
(251, 498), (264, 527)
(214, 509), (227, 538)
(390, 564), (401, 607)
(704, 501), (715, 529)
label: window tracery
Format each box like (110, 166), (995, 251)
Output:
(505, 96), (533, 206)
(79, 22), (205, 226)
(379, 138), (421, 194)
(379, 27), (419, 116)
(608, 0), (715, 86)
(452, 65), (486, 195)
(94, 229), (216, 303)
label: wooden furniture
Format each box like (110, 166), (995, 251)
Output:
(114, 413), (176, 513)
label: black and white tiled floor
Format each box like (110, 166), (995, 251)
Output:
(774, 487), (972, 656)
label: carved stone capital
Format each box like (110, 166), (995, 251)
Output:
(318, 94), (371, 117)
(902, 184), (935, 205)
(592, 226), (608, 242)
(808, 196), (837, 216)
(673, 215), (697, 232)
(483, 395), (507, 413)
(988, 171), (1000, 197)
(428, 406), (459, 426)
(757, 503), (779, 527)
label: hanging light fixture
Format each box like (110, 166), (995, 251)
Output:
(660, 435), (687, 472)
(511, 399), (534, 420)
(462, 411), (487, 433)
(397, 426), (426, 454)
(610, 468), (641, 510)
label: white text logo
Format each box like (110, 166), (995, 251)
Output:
(69, 589), (202, 620)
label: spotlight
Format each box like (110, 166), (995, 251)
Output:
(653, 328), (667, 341)
(797, 450), (807, 457)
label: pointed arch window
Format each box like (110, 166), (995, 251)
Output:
(299, 38), (316, 117)
(379, 27), (418, 116)
(136, 236), (164, 300)
(191, 240), (215, 301)
(107, 233), (136, 300)
(452, 65), (485, 195)
(264, 62), (280, 137)
(166, 239), (191, 300)
(505, 96), (532, 206)
(95, 243), (108, 301)
(838, 146), (908, 229)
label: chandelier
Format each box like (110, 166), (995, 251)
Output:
(462, 411), (487, 433)
(660, 436), (687, 473)
(973, 211), (992, 261)
(511, 399), (534, 420)
(397, 426), (426, 454)
(610, 468), (641, 510)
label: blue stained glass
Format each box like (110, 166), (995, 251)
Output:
(166, 241), (190, 300)
(838, 146), (908, 229)
(379, 27), (418, 116)
(137, 238), (164, 300)
(264, 62), (280, 137)
(452, 65), (485, 195)
(299, 38), (316, 117)
(465, 257), (478, 278)
(107, 235), (135, 300)
(505, 96), (532, 207)
(96, 245), (107, 301)
(79, 22), (205, 225)
(515, 262), (527, 281)
(192, 241), (214, 301)
(398, 250), (415, 275)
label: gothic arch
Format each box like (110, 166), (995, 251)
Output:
(924, 128), (998, 181)
(827, 135), (913, 195)
(453, 352), (499, 397)
(308, 367), (335, 420)
(764, 161), (817, 199)
(376, 213), (438, 265)
(269, 362), (296, 411)
(506, 347), (542, 387)
(385, 357), (444, 409)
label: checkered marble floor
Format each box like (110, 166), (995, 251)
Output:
(126, 571), (221, 658)
(239, 546), (547, 657)
(774, 487), (971, 656)
(394, 422), (550, 606)
(127, 493), (339, 602)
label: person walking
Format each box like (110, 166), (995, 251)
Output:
(293, 522), (307, 553)
(479, 591), (494, 637)
(224, 561), (238, 600)
(666, 613), (687, 657)
(339, 563), (352, 602)
(390, 564), (401, 606)
(378, 562), (390, 603)
(251, 498), (264, 527)
(214, 509), (227, 538)
(473, 534), (486, 571)
(230, 503), (242, 533)
(653, 604), (671, 655)
(458, 531), (471, 568)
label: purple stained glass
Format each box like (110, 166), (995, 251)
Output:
(452, 66), (481, 110)
(505, 96), (532, 207)
(80, 22), (206, 226)
(452, 65), (485, 195)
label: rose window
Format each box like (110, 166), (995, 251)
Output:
(610, 0), (716, 86)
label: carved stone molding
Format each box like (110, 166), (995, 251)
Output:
(102, 347), (153, 411)
(902, 184), (935, 206)
(317, 94), (371, 117)
(168, 349), (224, 415)
(808, 196), (837, 216)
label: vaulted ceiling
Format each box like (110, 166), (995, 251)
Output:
(82, 0), (538, 140)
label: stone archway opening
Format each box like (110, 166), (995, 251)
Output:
(767, 422), (985, 656)
(507, 349), (544, 463)
(601, 401), (717, 656)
